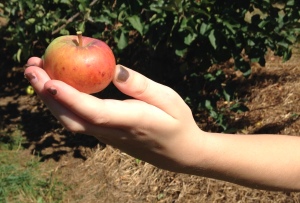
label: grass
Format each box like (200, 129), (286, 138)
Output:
(0, 131), (69, 203)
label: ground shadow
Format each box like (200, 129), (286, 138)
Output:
(252, 115), (299, 134)
(228, 112), (299, 135)
(0, 67), (105, 161)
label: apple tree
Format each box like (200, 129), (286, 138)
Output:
(1, 0), (299, 130)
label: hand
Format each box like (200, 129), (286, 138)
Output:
(24, 57), (300, 191)
(24, 57), (205, 172)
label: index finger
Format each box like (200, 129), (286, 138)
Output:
(26, 57), (43, 68)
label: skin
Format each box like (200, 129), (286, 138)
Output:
(25, 57), (300, 191)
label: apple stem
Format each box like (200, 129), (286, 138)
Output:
(77, 31), (83, 47)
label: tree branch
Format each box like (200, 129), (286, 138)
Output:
(51, 0), (99, 35)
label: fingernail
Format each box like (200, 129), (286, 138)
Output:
(47, 87), (57, 95)
(24, 63), (36, 68)
(24, 72), (38, 84)
(116, 65), (129, 82)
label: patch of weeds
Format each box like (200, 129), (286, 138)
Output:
(0, 132), (69, 203)
(0, 129), (23, 151)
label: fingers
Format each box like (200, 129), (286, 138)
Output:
(24, 58), (189, 119)
(26, 57), (43, 68)
(24, 59), (189, 132)
(113, 65), (190, 118)
(24, 63), (133, 139)
(24, 65), (91, 133)
(24, 58), (173, 129)
(43, 79), (173, 129)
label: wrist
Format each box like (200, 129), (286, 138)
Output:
(173, 127), (211, 175)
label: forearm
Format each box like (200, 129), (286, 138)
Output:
(191, 132), (300, 191)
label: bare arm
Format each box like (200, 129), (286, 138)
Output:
(193, 132), (300, 191)
(25, 57), (300, 191)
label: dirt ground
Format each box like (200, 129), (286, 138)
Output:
(1, 49), (300, 202)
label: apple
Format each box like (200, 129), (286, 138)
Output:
(43, 31), (116, 94)
(26, 85), (34, 95)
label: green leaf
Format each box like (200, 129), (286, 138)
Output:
(94, 15), (112, 24)
(223, 20), (240, 34)
(286, 35), (297, 43)
(61, 0), (72, 6)
(286, 0), (295, 6)
(161, 5), (176, 12)
(200, 22), (211, 35)
(117, 31), (128, 50)
(77, 0), (87, 12)
(59, 29), (69, 35)
(25, 1), (34, 10)
(175, 48), (188, 57)
(179, 17), (188, 31)
(184, 32), (197, 45)
(277, 41), (289, 49)
(77, 21), (85, 33)
(208, 30), (217, 49)
(25, 18), (36, 25)
(78, 4), (85, 12)
(283, 48), (292, 61)
(127, 15), (144, 35)
(210, 110), (218, 119)
(242, 69), (252, 77)
(204, 73), (216, 81)
(16, 48), (22, 63)
(223, 89), (230, 102)
(205, 100), (213, 110)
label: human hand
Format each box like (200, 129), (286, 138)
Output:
(24, 57), (206, 172)
(24, 57), (300, 191)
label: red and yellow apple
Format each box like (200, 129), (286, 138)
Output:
(43, 31), (116, 94)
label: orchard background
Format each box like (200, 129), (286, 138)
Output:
(1, 0), (300, 202)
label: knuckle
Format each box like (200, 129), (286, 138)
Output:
(163, 86), (192, 113)
(164, 86), (177, 98)
(85, 107), (110, 126)
(134, 76), (149, 97)
(90, 114), (110, 126)
(162, 86), (182, 103)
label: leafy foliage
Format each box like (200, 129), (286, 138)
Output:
(1, 0), (299, 130)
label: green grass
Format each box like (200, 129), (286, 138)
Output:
(0, 132), (68, 203)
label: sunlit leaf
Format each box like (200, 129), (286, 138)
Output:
(117, 31), (128, 50)
(16, 48), (22, 63)
(175, 48), (188, 57)
(287, 0), (295, 6)
(184, 32), (197, 45)
(77, 21), (85, 33)
(25, 18), (35, 25)
(208, 30), (217, 49)
(60, 0), (72, 6)
(223, 89), (230, 102)
(127, 15), (144, 35)
(200, 22), (211, 35)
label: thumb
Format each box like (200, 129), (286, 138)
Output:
(113, 65), (190, 118)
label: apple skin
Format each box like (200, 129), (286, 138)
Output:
(43, 34), (116, 94)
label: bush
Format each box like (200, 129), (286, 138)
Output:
(1, 0), (299, 130)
